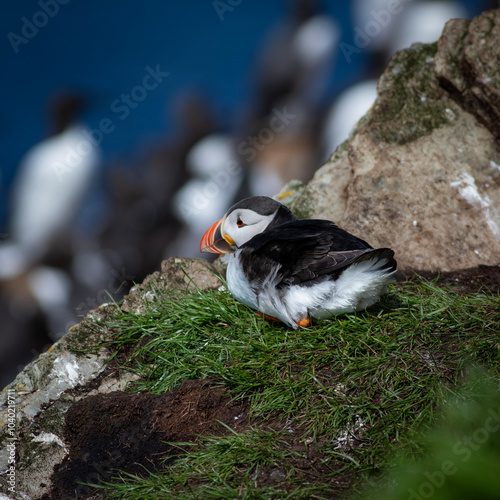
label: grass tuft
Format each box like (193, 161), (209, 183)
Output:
(90, 276), (500, 498)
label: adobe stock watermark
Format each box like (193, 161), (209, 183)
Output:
(2, 389), (18, 496)
(58, 266), (134, 338)
(52, 64), (169, 182)
(177, 106), (296, 222)
(407, 404), (500, 500)
(340, 0), (413, 63)
(12, 266), (134, 375)
(7, 0), (72, 54)
(74, 267), (133, 316)
(212, 0), (243, 21)
(236, 107), (296, 162)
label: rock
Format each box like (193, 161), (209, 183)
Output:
(292, 9), (500, 271)
(0, 304), (124, 499)
(435, 12), (500, 139)
(273, 179), (307, 208)
(0, 258), (222, 499)
(121, 257), (224, 314)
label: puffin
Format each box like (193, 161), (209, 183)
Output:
(200, 196), (397, 329)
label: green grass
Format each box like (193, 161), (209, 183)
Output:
(91, 276), (500, 499)
(362, 367), (500, 500)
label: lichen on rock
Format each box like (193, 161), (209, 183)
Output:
(370, 42), (451, 145)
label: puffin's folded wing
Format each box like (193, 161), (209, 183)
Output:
(278, 247), (376, 287)
(241, 220), (394, 288)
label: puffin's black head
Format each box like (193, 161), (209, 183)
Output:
(200, 196), (298, 254)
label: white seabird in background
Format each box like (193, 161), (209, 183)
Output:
(0, 124), (100, 279)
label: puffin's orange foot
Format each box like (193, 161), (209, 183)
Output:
(256, 312), (283, 323)
(297, 318), (311, 328)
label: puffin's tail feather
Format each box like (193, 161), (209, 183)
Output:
(355, 248), (397, 276)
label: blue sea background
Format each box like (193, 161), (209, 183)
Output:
(0, 0), (348, 230)
(0, 0), (489, 231)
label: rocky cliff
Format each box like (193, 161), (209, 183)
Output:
(291, 10), (500, 271)
(1, 9), (500, 500)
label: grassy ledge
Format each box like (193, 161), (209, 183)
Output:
(88, 276), (500, 499)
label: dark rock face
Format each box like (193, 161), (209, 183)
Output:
(436, 11), (500, 140)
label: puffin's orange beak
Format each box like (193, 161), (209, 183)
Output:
(200, 217), (234, 254)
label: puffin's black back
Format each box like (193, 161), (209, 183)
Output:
(245, 219), (372, 253)
(238, 219), (395, 288)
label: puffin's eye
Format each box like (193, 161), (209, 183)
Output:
(236, 218), (245, 228)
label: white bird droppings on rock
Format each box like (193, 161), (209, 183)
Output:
(490, 160), (500, 171)
(450, 173), (500, 240)
(51, 356), (82, 387)
(32, 431), (67, 449)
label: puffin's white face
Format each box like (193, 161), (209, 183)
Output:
(200, 196), (293, 255)
(223, 208), (277, 248)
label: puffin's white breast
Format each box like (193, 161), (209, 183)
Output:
(224, 252), (258, 311)
(224, 248), (395, 328)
